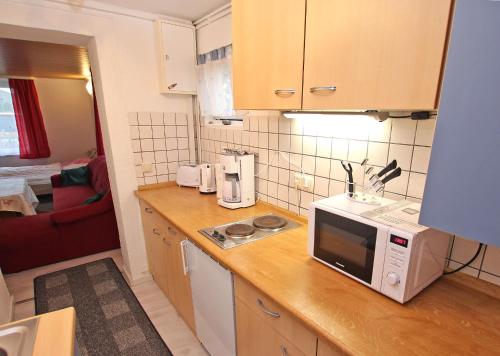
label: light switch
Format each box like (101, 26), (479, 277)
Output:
(142, 163), (153, 173)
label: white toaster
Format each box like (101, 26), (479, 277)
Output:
(176, 165), (200, 187)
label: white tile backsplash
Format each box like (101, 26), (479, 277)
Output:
(195, 113), (499, 286)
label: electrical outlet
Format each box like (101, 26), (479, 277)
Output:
(293, 172), (314, 192)
(142, 163), (153, 173)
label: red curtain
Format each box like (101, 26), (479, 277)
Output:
(9, 79), (51, 159)
(92, 80), (105, 156)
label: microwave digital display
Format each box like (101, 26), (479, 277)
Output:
(390, 235), (408, 248)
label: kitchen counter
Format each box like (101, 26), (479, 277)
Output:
(136, 186), (500, 355)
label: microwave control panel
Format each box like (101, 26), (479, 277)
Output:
(381, 232), (412, 302)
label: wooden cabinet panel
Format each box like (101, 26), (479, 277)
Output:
(302, 0), (452, 110)
(234, 276), (317, 356)
(236, 297), (308, 356)
(317, 338), (346, 356)
(232, 0), (306, 110)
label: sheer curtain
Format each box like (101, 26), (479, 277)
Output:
(196, 45), (234, 118)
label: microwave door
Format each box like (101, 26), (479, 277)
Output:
(313, 209), (378, 284)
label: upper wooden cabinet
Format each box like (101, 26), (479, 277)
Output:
(302, 0), (453, 110)
(232, 0), (306, 110)
(232, 0), (453, 111)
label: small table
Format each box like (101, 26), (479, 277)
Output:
(0, 177), (39, 216)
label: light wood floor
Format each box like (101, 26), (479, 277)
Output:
(4, 249), (208, 356)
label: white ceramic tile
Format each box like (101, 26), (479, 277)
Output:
(268, 197), (278, 206)
(367, 142), (389, 167)
(168, 161), (179, 171)
(139, 126), (152, 139)
(290, 119), (303, 135)
(278, 168), (289, 185)
(258, 117), (268, 132)
(278, 117), (291, 134)
(243, 117), (250, 131)
(278, 152), (290, 169)
(316, 137), (332, 158)
(233, 130), (242, 144)
(268, 117), (279, 133)
(450, 236), (486, 269)
(268, 181), (278, 198)
(481, 245), (500, 276)
(383, 191), (405, 201)
(268, 151), (278, 167)
(154, 150), (167, 163)
(141, 151), (155, 164)
(348, 141), (368, 163)
(369, 119), (391, 142)
(258, 149), (269, 165)
(314, 176), (329, 197)
(164, 113), (176, 126)
(288, 187), (299, 207)
(302, 155), (315, 175)
(153, 139), (165, 151)
(388, 144), (413, 170)
(168, 173), (177, 181)
(315, 157), (330, 178)
(133, 153), (142, 165)
(167, 150), (179, 162)
(329, 179), (345, 197)
(278, 184), (288, 201)
(303, 121), (318, 137)
(176, 113), (188, 125)
(179, 149), (189, 161)
(290, 135), (303, 154)
(140, 139), (153, 151)
(250, 117), (259, 131)
(384, 170), (409, 195)
(136, 177), (145, 185)
(407, 172), (426, 198)
(178, 138), (189, 150)
(134, 165), (143, 178)
(415, 119), (436, 146)
(269, 134), (279, 150)
(258, 132), (269, 148)
(411, 146), (431, 173)
(131, 140), (141, 153)
(152, 126), (165, 139)
(151, 112), (163, 125)
(257, 179), (267, 194)
(303, 136), (317, 156)
(144, 176), (158, 184)
(300, 191), (313, 209)
(330, 160), (346, 181)
(177, 126), (188, 138)
(241, 131), (250, 146)
(279, 134), (291, 151)
(165, 126), (177, 138)
(129, 126), (139, 139)
(213, 128), (221, 141)
(390, 119), (417, 144)
(331, 139), (349, 160)
(447, 260), (479, 278)
(166, 138), (177, 151)
(127, 112), (138, 125)
(138, 112), (151, 125)
(157, 175), (169, 183)
(268, 166), (279, 182)
(156, 162), (169, 175)
(478, 272), (500, 286)
(277, 200), (289, 210)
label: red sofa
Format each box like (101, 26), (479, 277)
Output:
(0, 156), (120, 273)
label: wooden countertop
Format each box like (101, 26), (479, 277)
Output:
(136, 186), (500, 356)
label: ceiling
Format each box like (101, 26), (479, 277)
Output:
(93, 0), (229, 21)
(0, 38), (90, 80)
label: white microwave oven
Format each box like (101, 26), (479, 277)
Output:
(308, 195), (451, 303)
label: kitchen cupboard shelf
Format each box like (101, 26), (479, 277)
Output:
(232, 0), (453, 111)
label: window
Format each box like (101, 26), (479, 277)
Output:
(196, 45), (242, 126)
(0, 79), (19, 156)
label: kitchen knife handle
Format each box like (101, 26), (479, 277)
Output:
(347, 171), (354, 197)
(377, 159), (397, 177)
(381, 167), (402, 184)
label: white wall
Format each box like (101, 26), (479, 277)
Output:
(196, 13), (232, 54)
(0, 0), (194, 283)
(0, 78), (96, 167)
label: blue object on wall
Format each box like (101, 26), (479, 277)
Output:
(420, 0), (500, 247)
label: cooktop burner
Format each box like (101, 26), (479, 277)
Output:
(253, 215), (287, 231)
(226, 224), (256, 239)
(199, 213), (301, 249)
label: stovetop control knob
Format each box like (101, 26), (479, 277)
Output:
(386, 272), (400, 286)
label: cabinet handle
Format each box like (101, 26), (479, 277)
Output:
(145, 207), (153, 214)
(256, 298), (280, 318)
(310, 86), (337, 93)
(274, 89), (296, 96)
(168, 83), (178, 90)
(180, 240), (190, 275)
(280, 345), (288, 356)
(152, 228), (161, 236)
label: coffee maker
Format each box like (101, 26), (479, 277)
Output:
(216, 151), (255, 209)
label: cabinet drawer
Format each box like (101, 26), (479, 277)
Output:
(234, 276), (316, 356)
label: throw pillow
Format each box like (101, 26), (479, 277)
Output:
(61, 166), (89, 186)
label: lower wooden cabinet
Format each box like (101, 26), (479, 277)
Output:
(139, 201), (196, 332)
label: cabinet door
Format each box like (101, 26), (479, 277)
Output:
(159, 21), (197, 94)
(235, 297), (308, 356)
(232, 0), (306, 110)
(164, 227), (196, 331)
(303, 0), (452, 110)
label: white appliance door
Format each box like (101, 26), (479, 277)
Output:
(187, 241), (236, 356)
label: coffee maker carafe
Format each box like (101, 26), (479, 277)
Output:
(216, 151), (255, 209)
